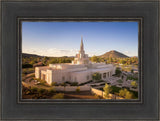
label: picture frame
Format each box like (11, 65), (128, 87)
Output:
(1, 0), (159, 120)
(19, 17), (142, 103)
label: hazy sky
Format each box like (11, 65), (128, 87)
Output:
(22, 22), (138, 57)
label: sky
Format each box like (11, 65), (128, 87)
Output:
(22, 22), (138, 57)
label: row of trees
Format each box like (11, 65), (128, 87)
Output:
(22, 54), (138, 69)
(103, 84), (135, 99)
(46, 57), (73, 65)
(90, 56), (138, 65)
(22, 56), (74, 68)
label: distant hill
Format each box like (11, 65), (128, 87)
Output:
(22, 53), (43, 58)
(100, 50), (129, 58)
(23, 50), (129, 59)
(22, 53), (72, 58)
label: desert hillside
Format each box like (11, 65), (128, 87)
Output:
(100, 50), (129, 58)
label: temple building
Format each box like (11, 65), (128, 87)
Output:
(35, 37), (116, 85)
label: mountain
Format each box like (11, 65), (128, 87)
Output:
(22, 53), (43, 58)
(100, 50), (129, 58)
(22, 53), (72, 58)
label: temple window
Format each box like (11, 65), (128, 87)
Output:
(103, 73), (106, 78)
(75, 77), (77, 82)
(87, 75), (89, 80)
(108, 72), (110, 77)
(62, 76), (65, 81)
(69, 76), (71, 80)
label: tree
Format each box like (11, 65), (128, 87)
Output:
(51, 82), (57, 86)
(22, 64), (33, 68)
(42, 57), (49, 65)
(119, 88), (134, 99)
(70, 82), (78, 86)
(115, 67), (122, 76)
(91, 56), (99, 63)
(131, 69), (134, 73)
(31, 87), (38, 93)
(52, 93), (64, 99)
(125, 91), (133, 99)
(38, 88), (46, 94)
(61, 82), (66, 87)
(119, 88), (127, 97)
(100, 58), (105, 62)
(103, 83), (112, 98)
(49, 58), (58, 64)
(131, 81), (138, 88)
(48, 88), (56, 93)
(109, 57), (113, 63)
(120, 59), (126, 64)
(76, 87), (80, 92)
(92, 72), (101, 81)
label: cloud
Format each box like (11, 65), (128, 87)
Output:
(22, 48), (79, 57)
(123, 51), (137, 57)
(124, 51), (129, 54)
(23, 48), (137, 57)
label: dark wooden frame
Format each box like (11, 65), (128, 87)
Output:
(1, 1), (159, 120)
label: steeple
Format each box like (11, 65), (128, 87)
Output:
(80, 36), (84, 52)
(72, 36), (90, 64)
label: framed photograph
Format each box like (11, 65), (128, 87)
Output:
(20, 19), (140, 102)
(1, 0), (159, 120)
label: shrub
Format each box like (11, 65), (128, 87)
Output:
(125, 91), (133, 99)
(36, 79), (48, 86)
(76, 87), (80, 92)
(115, 67), (122, 76)
(119, 88), (134, 99)
(92, 72), (101, 81)
(37, 82), (46, 86)
(94, 94), (101, 99)
(38, 88), (46, 94)
(103, 83), (112, 98)
(127, 76), (138, 81)
(29, 79), (32, 82)
(117, 79), (123, 83)
(30, 73), (35, 77)
(65, 81), (72, 85)
(61, 82), (67, 87)
(22, 64), (33, 68)
(131, 81), (138, 88)
(70, 82), (78, 86)
(130, 90), (138, 98)
(110, 86), (121, 94)
(52, 93), (64, 99)
(48, 88), (56, 93)
(28, 68), (34, 72)
(51, 82), (57, 86)
(22, 68), (34, 74)
(119, 88), (128, 97)
(131, 69), (134, 73)
(31, 87), (38, 92)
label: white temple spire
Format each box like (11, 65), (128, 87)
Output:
(80, 36), (84, 52)
(72, 36), (90, 64)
